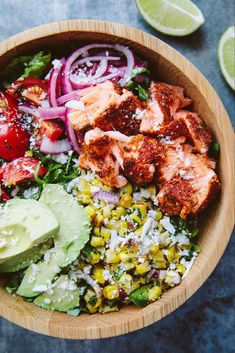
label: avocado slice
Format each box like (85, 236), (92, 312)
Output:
(0, 239), (52, 273)
(17, 184), (90, 298)
(0, 199), (59, 264)
(34, 275), (80, 312)
(39, 184), (90, 267)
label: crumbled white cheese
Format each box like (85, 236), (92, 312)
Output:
(52, 59), (62, 69)
(23, 187), (39, 199)
(32, 285), (48, 292)
(160, 216), (175, 235)
(52, 153), (69, 164)
(65, 100), (85, 110)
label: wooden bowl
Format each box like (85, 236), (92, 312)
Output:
(0, 20), (234, 339)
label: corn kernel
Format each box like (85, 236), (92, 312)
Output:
(120, 194), (133, 208)
(154, 261), (166, 269)
(133, 203), (147, 219)
(106, 220), (121, 230)
(153, 249), (165, 261)
(136, 262), (151, 275)
(120, 183), (133, 195)
(100, 227), (111, 241)
(106, 249), (120, 264)
(149, 285), (161, 301)
(94, 211), (104, 227)
(92, 267), (106, 284)
(85, 289), (102, 313)
(93, 227), (100, 236)
(85, 205), (97, 220)
(119, 273), (133, 293)
(147, 185), (156, 197)
(90, 236), (105, 247)
(165, 246), (175, 261)
(102, 205), (112, 218)
(103, 284), (119, 300)
(177, 263), (186, 275)
(130, 213), (142, 226)
(119, 221), (128, 236)
(89, 251), (101, 265)
(77, 193), (92, 204)
(155, 210), (163, 221)
(91, 178), (101, 186)
(149, 244), (160, 255)
(112, 206), (126, 219)
(119, 250), (136, 263)
(139, 276), (146, 284)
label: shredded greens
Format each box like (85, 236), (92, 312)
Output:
(0, 51), (51, 88)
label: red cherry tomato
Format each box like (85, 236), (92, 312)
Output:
(40, 120), (64, 141)
(0, 91), (19, 122)
(0, 122), (30, 161)
(6, 77), (48, 106)
(0, 188), (11, 202)
(2, 157), (46, 186)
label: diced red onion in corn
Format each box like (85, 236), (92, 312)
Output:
(93, 191), (120, 205)
(38, 107), (66, 121)
(18, 103), (39, 117)
(40, 136), (71, 154)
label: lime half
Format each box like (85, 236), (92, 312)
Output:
(218, 26), (235, 91)
(136, 0), (204, 36)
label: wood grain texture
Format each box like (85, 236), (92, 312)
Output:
(0, 20), (234, 340)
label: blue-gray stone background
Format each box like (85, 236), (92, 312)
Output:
(0, 1), (234, 352)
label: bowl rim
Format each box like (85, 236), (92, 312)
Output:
(0, 19), (234, 340)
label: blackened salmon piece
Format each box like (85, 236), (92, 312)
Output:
(120, 134), (164, 185)
(157, 176), (197, 219)
(140, 82), (192, 135)
(174, 110), (212, 153)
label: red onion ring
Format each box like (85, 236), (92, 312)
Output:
(48, 58), (65, 107)
(38, 107), (66, 121)
(65, 112), (82, 154)
(18, 103), (39, 117)
(57, 90), (82, 106)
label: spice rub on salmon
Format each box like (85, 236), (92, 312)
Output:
(140, 82), (192, 135)
(119, 135), (164, 185)
(157, 138), (220, 218)
(79, 129), (128, 188)
(68, 81), (145, 135)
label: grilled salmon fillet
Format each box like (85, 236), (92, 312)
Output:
(119, 135), (164, 185)
(68, 81), (144, 135)
(140, 82), (192, 135)
(79, 128), (128, 188)
(174, 110), (212, 153)
(157, 138), (219, 217)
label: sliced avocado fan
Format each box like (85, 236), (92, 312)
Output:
(17, 184), (90, 298)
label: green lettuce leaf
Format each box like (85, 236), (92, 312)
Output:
(1, 51), (51, 88)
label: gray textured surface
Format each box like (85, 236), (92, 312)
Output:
(0, 0), (234, 352)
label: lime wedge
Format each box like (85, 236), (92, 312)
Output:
(218, 26), (235, 91)
(136, 0), (204, 36)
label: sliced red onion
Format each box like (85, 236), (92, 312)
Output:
(18, 103), (39, 117)
(93, 191), (120, 205)
(147, 269), (167, 282)
(95, 72), (121, 84)
(57, 90), (81, 106)
(38, 107), (66, 121)
(115, 44), (134, 86)
(61, 44), (116, 94)
(48, 58), (65, 107)
(70, 59), (108, 88)
(71, 55), (120, 70)
(65, 114), (81, 154)
(40, 136), (71, 154)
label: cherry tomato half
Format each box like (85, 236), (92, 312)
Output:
(40, 120), (64, 141)
(2, 157), (46, 186)
(0, 122), (30, 161)
(0, 91), (19, 122)
(6, 77), (48, 106)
